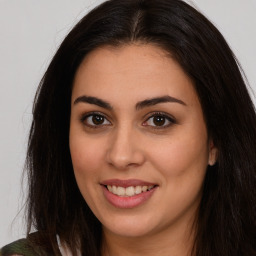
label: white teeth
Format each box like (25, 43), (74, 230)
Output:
(106, 185), (155, 197)
(142, 186), (147, 192)
(135, 186), (142, 194)
(126, 186), (135, 196)
(116, 186), (125, 196)
(112, 185), (117, 194)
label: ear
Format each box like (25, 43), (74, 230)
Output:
(208, 140), (218, 166)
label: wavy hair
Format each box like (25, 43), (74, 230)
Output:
(25, 0), (256, 255)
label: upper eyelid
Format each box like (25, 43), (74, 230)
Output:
(80, 112), (112, 128)
(143, 111), (176, 121)
(79, 111), (176, 125)
(80, 111), (111, 121)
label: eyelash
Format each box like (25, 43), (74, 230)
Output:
(143, 112), (176, 129)
(80, 112), (111, 128)
(80, 111), (176, 129)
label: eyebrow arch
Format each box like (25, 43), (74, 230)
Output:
(136, 95), (186, 110)
(73, 95), (112, 110)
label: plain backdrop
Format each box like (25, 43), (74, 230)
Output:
(0, 0), (255, 246)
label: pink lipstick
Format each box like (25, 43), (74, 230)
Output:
(101, 179), (158, 208)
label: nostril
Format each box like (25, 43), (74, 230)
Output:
(106, 149), (146, 170)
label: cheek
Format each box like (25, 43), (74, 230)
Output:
(69, 133), (107, 210)
(147, 133), (209, 220)
(69, 133), (106, 180)
(147, 128), (209, 180)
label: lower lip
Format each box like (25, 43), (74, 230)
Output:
(102, 185), (157, 209)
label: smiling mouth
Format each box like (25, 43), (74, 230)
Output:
(105, 185), (156, 197)
(101, 179), (158, 208)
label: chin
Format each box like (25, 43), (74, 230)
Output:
(101, 213), (163, 238)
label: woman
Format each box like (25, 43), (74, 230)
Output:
(1, 0), (255, 255)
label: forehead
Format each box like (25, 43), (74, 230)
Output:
(72, 44), (199, 108)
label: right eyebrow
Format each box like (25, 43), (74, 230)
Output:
(73, 95), (112, 110)
(135, 95), (186, 110)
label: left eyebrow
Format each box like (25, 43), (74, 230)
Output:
(135, 95), (186, 110)
(73, 95), (112, 110)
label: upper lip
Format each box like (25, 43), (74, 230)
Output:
(100, 179), (157, 188)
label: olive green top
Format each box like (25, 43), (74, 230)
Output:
(0, 232), (58, 256)
(0, 238), (36, 256)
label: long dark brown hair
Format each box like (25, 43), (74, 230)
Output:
(25, 0), (256, 255)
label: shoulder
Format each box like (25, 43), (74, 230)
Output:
(0, 232), (58, 256)
(0, 237), (35, 256)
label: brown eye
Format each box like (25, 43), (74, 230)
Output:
(153, 116), (166, 126)
(92, 115), (105, 125)
(82, 113), (111, 127)
(143, 113), (175, 128)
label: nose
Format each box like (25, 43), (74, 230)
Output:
(106, 126), (145, 170)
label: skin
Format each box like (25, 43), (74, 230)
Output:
(69, 44), (217, 256)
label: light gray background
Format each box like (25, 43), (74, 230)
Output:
(0, 0), (255, 246)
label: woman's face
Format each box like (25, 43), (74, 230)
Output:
(69, 44), (217, 239)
